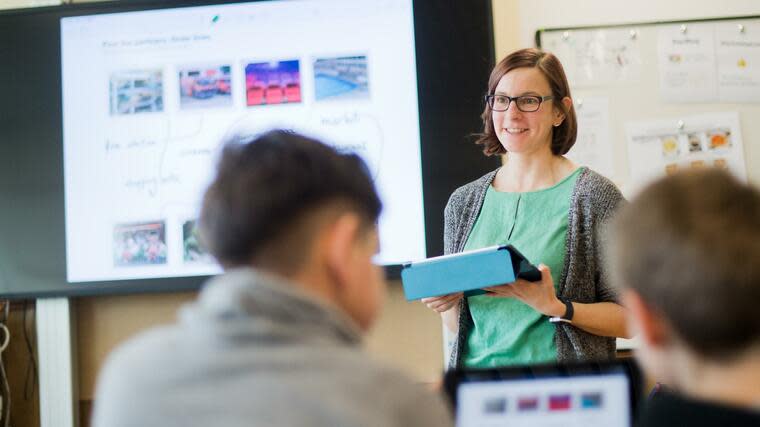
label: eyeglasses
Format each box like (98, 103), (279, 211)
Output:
(485, 94), (554, 112)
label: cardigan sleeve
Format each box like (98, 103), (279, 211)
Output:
(443, 191), (461, 256)
(590, 175), (626, 303)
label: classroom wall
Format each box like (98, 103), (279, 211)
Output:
(491, 0), (521, 60)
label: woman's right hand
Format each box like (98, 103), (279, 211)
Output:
(421, 293), (463, 313)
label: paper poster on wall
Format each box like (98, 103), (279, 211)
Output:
(566, 97), (615, 179)
(716, 21), (760, 103)
(625, 112), (746, 194)
(657, 23), (718, 103)
(592, 28), (643, 86)
(543, 28), (642, 88)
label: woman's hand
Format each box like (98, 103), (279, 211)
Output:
(483, 264), (565, 317)
(421, 292), (463, 313)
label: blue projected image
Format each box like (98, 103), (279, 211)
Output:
(314, 55), (369, 101)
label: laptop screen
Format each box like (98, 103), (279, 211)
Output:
(445, 361), (642, 427)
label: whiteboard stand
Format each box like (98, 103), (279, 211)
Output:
(37, 298), (79, 427)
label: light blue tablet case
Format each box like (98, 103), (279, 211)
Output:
(401, 245), (516, 301)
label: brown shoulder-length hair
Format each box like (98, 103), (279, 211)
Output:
(475, 48), (577, 156)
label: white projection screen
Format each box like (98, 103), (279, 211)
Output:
(61, 0), (425, 283)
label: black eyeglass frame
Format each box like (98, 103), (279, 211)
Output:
(484, 94), (554, 112)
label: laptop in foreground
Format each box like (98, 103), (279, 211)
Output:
(444, 360), (643, 427)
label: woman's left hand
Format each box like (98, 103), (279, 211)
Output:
(483, 264), (565, 317)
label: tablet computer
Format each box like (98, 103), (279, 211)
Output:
(444, 360), (644, 427)
(400, 244), (540, 300)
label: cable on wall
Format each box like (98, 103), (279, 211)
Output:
(0, 300), (11, 427)
(22, 301), (36, 402)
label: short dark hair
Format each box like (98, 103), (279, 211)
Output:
(199, 130), (382, 270)
(475, 48), (577, 156)
(608, 169), (760, 360)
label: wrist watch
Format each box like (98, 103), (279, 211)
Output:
(549, 298), (574, 324)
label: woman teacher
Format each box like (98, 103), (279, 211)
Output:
(423, 48), (630, 368)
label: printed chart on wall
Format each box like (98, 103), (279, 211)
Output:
(625, 112), (747, 194)
(61, 0), (424, 283)
(540, 16), (760, 198)
(658, 20), (760, 103)
(565, 97), (614, 179)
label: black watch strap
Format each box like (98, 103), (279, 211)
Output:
(561, 298), (574, 321)
(549, 298), (574, 324)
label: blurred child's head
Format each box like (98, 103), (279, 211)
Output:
(200, 130), (385, 331)
(608, 169), (760, 381)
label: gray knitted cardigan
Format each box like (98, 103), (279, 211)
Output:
(444, 167), (625, 368)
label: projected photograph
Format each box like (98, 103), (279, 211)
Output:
(245, 60), (301, 106)
(113, 221), (168, 266)
(178, 65), (232, 109)
(314, 55), (370, 101)
(182, 219), (213, 263)
(109, 70), (164, 115)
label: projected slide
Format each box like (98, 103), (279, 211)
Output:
(61, 0), (424, 283)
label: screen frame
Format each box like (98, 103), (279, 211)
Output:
(0, 0), (498, 298)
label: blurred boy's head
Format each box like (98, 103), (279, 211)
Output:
(608, 169), (760, 382)
(199, 130), (385, 331)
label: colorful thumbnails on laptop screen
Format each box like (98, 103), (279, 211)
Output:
(455, 374), (630, 427)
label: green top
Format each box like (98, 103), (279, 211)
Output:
(462, 167), (582, 367)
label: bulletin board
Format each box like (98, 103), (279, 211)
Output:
(537, 16), (760, 195)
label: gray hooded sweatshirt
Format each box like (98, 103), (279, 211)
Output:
(92, 268), (453, 427)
